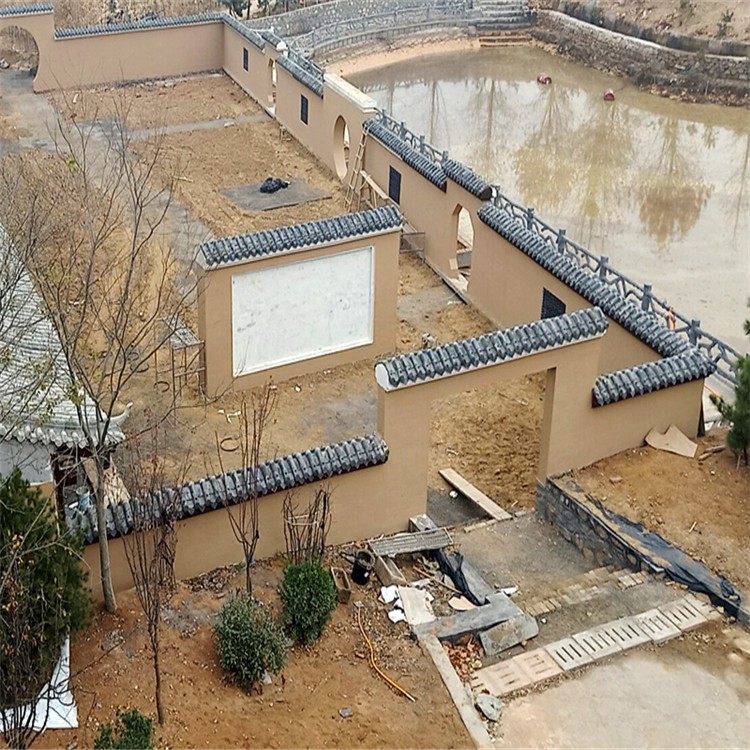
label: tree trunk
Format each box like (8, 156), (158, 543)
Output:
(95, 469), (117, 613)
(153, 625), (164, 725)
(245, 555), (252, 598)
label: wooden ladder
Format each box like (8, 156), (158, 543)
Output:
(344, 130), (368, 212)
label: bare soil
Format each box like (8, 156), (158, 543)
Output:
(573, 430), (750, 592)
(537, 0), (750, 42)
(39, 557), (471, 750)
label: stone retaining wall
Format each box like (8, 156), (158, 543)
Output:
(531, 10), (750, 100)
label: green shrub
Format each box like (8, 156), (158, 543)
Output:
(280, 561), (337, 645)
(94, 709), (154, 750)
(214, 593), (286, 692)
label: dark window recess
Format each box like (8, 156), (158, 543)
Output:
(388, 167), (401, 204)
(242, 48), (249, 71)
(541, 288), (566, 319)
(300, 94), (309, 124)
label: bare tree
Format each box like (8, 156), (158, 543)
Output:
(214, 385), (277, 597)
(282, 486), (331, 565)
(0, 90), (200, 613)
(119, 423), (188, 726)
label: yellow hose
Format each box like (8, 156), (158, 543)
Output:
(356, 606), (416, 702)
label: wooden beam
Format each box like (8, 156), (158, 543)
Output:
(440, 468), (512, 522)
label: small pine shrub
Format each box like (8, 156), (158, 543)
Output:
(214, 593), (287, 692)
(93, 709), (154, 750)
(280, 561), (337, 645)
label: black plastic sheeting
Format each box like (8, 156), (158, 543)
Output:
(434, 549), (484, 607)
(259, 177), (290, 194)
(593, 496), (745, 621)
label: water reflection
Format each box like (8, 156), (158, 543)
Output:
(638, 118), (714, 250)
(349, 47), (750, 349)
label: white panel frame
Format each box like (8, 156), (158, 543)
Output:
(231, 245), (375, 377)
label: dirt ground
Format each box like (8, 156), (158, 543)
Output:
(40, 557), (470, 750)
(535, 0), (750, 42)
(573, 429), (750, 592)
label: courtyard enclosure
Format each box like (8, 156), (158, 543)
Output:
(0, 5), (716, 599)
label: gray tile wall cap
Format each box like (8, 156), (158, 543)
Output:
(222, 15), (265, 49)
(375, 307), (608, 391)
(478, 203), (695, 359)
(199, 205), (402, 268)
(69, 433), (388, 543)
(442, 159), (493, 200)
(276, 54), (324, 97)
(593, 351), (716, 406)
(364, 119), (448, 191)
(55, 11), (220, 38)
(0, 4), (52, 16)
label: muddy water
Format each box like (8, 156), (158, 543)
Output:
(348, 47), (750, 352)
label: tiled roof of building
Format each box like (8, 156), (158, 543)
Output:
(375, 307), (608, 390)
(276, 53), (324, 97)
(70, 434), (389, 542)
(364, 119), (448, 191)
(0, 235), (125, 449)
(442, 159), (493, 200)
(55, 12), (218, 37)
(222, 14), (265, 49)
(593, 352), (717, 406)
(199, 205), (402, 268)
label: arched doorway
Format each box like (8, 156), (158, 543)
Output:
(452, 204), (474, 291)
(0, 25), (39, 81)
(333, 115), (350, 180)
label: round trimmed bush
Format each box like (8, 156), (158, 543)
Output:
(214, 593), (286, 692)
(94, 709), (154, 749)
(280, 561), (337, 645)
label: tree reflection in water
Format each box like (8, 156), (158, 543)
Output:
(638, 117), (714, 250)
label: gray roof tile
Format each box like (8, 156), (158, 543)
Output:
(221, 14), (265, 49)
(442, 159), (493, 200)
(0, 3), (51, 16)
(55, 11), (219, 37)
(364, 119), (447, 191)
(375, 307), (608, 390)
(593, 352), (716, 406)
(70, 433), (389, 543)
(199, 205), (402, 268)
(276, 53), (324, 97)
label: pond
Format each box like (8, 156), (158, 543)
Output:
(348, 46), (750, 353)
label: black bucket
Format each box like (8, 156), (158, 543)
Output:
(351, 550), (375, 585)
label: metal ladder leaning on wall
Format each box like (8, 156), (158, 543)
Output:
(344, 130), (368, 212)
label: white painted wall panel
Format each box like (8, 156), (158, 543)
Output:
(232, 246), (374, 376)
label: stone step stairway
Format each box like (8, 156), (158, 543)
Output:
(473, 0), (536, 31)
(477, 31), (532, 47)
(471, 593), (721, 698)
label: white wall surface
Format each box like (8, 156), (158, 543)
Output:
(232, 245), (375, 376)
(0, 439), (52, 485)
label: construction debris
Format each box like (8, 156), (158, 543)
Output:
(439, 468), (512, 521)
(369, 527), (452, 557)
(475, 693), (503, 722)
(375, 555), (407, 586)
(645, 424), (698, 458)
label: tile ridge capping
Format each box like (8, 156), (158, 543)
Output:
(442, 158), (493, 201)
(363, 118), (447, 192)
(375, 307), (608, 391)
(477, 202), (694, 360)
(593, 351), (717, 406)
(198, 205), (403, 269)
(71, 433), (389, 543)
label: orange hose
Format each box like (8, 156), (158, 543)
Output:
(356, 606), (416, 702)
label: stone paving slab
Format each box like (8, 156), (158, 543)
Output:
(684, 593), (723, 622)
(514, 649), (562, 682)
(659, 596), (708, 632)
(471, 658), (533, 696)
(634, 608), (681, 643)
(603, 616), (652, 650)
(545, 637), (594, 671)
(573, 627), (623, 660)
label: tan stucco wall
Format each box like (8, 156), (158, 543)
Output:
(223, 27), (277, 110)
(198, 228), (400, 395)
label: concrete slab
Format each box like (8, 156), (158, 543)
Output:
(658, 596), (708, 632)
(602, 616), (652, 650)
(471, 658), (533, 696)
(480, 613), (539, 656)
(222, 179), (329, 211)
(513, 649), (562, 683)
(634, 609), (681, 643)
(573, 627), (623, 660)
(545, 637), (594, 671)
(683, 592), (723, 622)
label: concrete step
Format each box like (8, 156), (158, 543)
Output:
(478, 35), (531, 47)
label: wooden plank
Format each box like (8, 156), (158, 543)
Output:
(369, 527), (452, 557)
(419, 634), (494, 750)
(440, 468), (512, 521)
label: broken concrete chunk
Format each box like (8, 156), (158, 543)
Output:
(375, 555), (407, 587)
(479, 613), (539, 657)
(475, 693), (503, 722)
